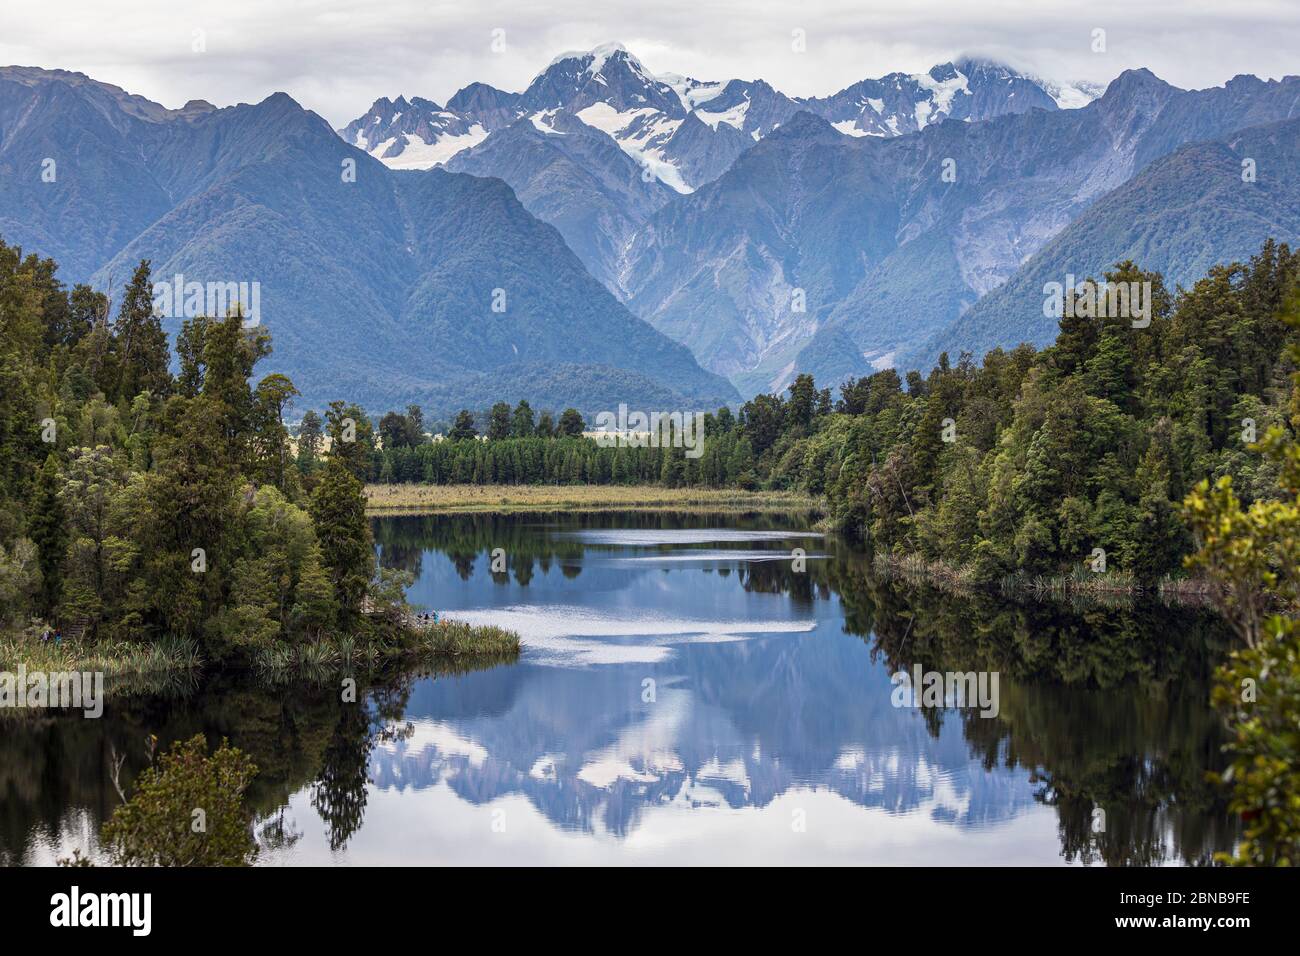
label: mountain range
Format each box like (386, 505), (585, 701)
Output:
(345, 47), (1300, 395)
(0, 65), (736, 415)
(349, 46), (1101, 297)
(344, 44), (1101, 193)
(625, 68), (1300, 391)
(2, 47), (1298, 413)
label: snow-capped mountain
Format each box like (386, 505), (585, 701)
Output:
(337, 94), (492, 169)
(340, 43), (1103, 191)
(806, 59), (1061, 137)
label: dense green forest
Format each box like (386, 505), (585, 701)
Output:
(0, 238), (429, 661)
(365, 242), (1299, 584)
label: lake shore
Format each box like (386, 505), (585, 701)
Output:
(364, 483), (824, 514)
(0, 618), (521, 709)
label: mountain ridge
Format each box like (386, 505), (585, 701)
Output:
(0, 67), (737, 416)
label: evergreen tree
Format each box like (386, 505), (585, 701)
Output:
(297, 409), (323, 471)
(487, 402), (511, 440)
(28, 454), (65, 616)
(511, 400), (535, 438)
(558, 408), (585, 437)
(113, 260), (171, 401)
(448, 409), (477, 440)
(310, 456), (372, 623)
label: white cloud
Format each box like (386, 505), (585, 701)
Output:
(2, 0), (1297, 126)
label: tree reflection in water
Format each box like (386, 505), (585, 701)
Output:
(1, 511), (1240, 865)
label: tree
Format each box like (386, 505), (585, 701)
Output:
(787, 373), (817, 432)
(379, 410), (411, 450)
(448, 409), (477, 441)
(0, 538), (40, 628)
(405, 404), (425, 443)
(511, 400), (535, 438)
(291, 543), (336, 637)
(251, 374), (299, 490)
(325, 401), (373, 480)
(139, 400), (239, 641)
(175, 316), (208, 398)
(487, 402), (511, 440)
(113, 260), (172, 401)
(557, 408), (585, 437)
(98, 735), (258, 867)
(310, 456), (372, 622)
(297, 409), (323, 471)
(1183, 284), (1300, 866)
(58, 445), (134, 635)
(202, 311), (271, 469)
(28, 454), (65, 616)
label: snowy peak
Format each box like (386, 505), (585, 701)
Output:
(339, 46), (1107, 189)
(522, 43), (685, 117)
(657, 73), (726, 112)
(692, 79), (801, 139)
(339, 95), (489, 169)
(804, 57), (1077, 138)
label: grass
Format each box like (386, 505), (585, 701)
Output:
(250, 619), (521, 681)
(0, 633), (204, 705)
(872, 552), (977, 591)
(2, 615), (520, 701)
(411, 619), (520, 658)
(0, 632), (204, 678)
(364, 483), (822, 514)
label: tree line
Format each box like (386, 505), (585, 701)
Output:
(357, 242), (1298, 588)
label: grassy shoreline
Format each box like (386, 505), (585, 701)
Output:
(0, 618), (521, 707)
(364, 483), (823, 514)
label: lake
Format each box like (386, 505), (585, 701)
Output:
(2, 510), (1239, 865)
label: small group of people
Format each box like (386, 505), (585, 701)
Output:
(39, 628), (63, 644)
(416, 611), (440, 626)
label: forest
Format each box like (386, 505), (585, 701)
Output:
(0, 238), (512, 668)
(367, 242), (1299, 585)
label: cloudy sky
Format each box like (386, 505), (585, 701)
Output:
(3, 0), (1298, 126)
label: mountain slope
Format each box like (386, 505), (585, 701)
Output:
(0, 68), (194, 280)
(342, 46), (1103, 322)
(445, 111), (676, 288)
(910, 115), (1300, 366)
(0, 67), (736, 415)
(620, 69), (1300, 393)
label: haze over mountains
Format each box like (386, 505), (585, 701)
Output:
(1, 45), (1298, 414)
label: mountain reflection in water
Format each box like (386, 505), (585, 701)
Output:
(1, 511), (1238, 866)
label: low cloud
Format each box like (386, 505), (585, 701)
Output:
(2, 0), (1297, 126)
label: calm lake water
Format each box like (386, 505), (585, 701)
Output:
(3, 511), (1239, 866)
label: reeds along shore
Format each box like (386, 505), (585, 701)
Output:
(0, 617), (522, 706)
